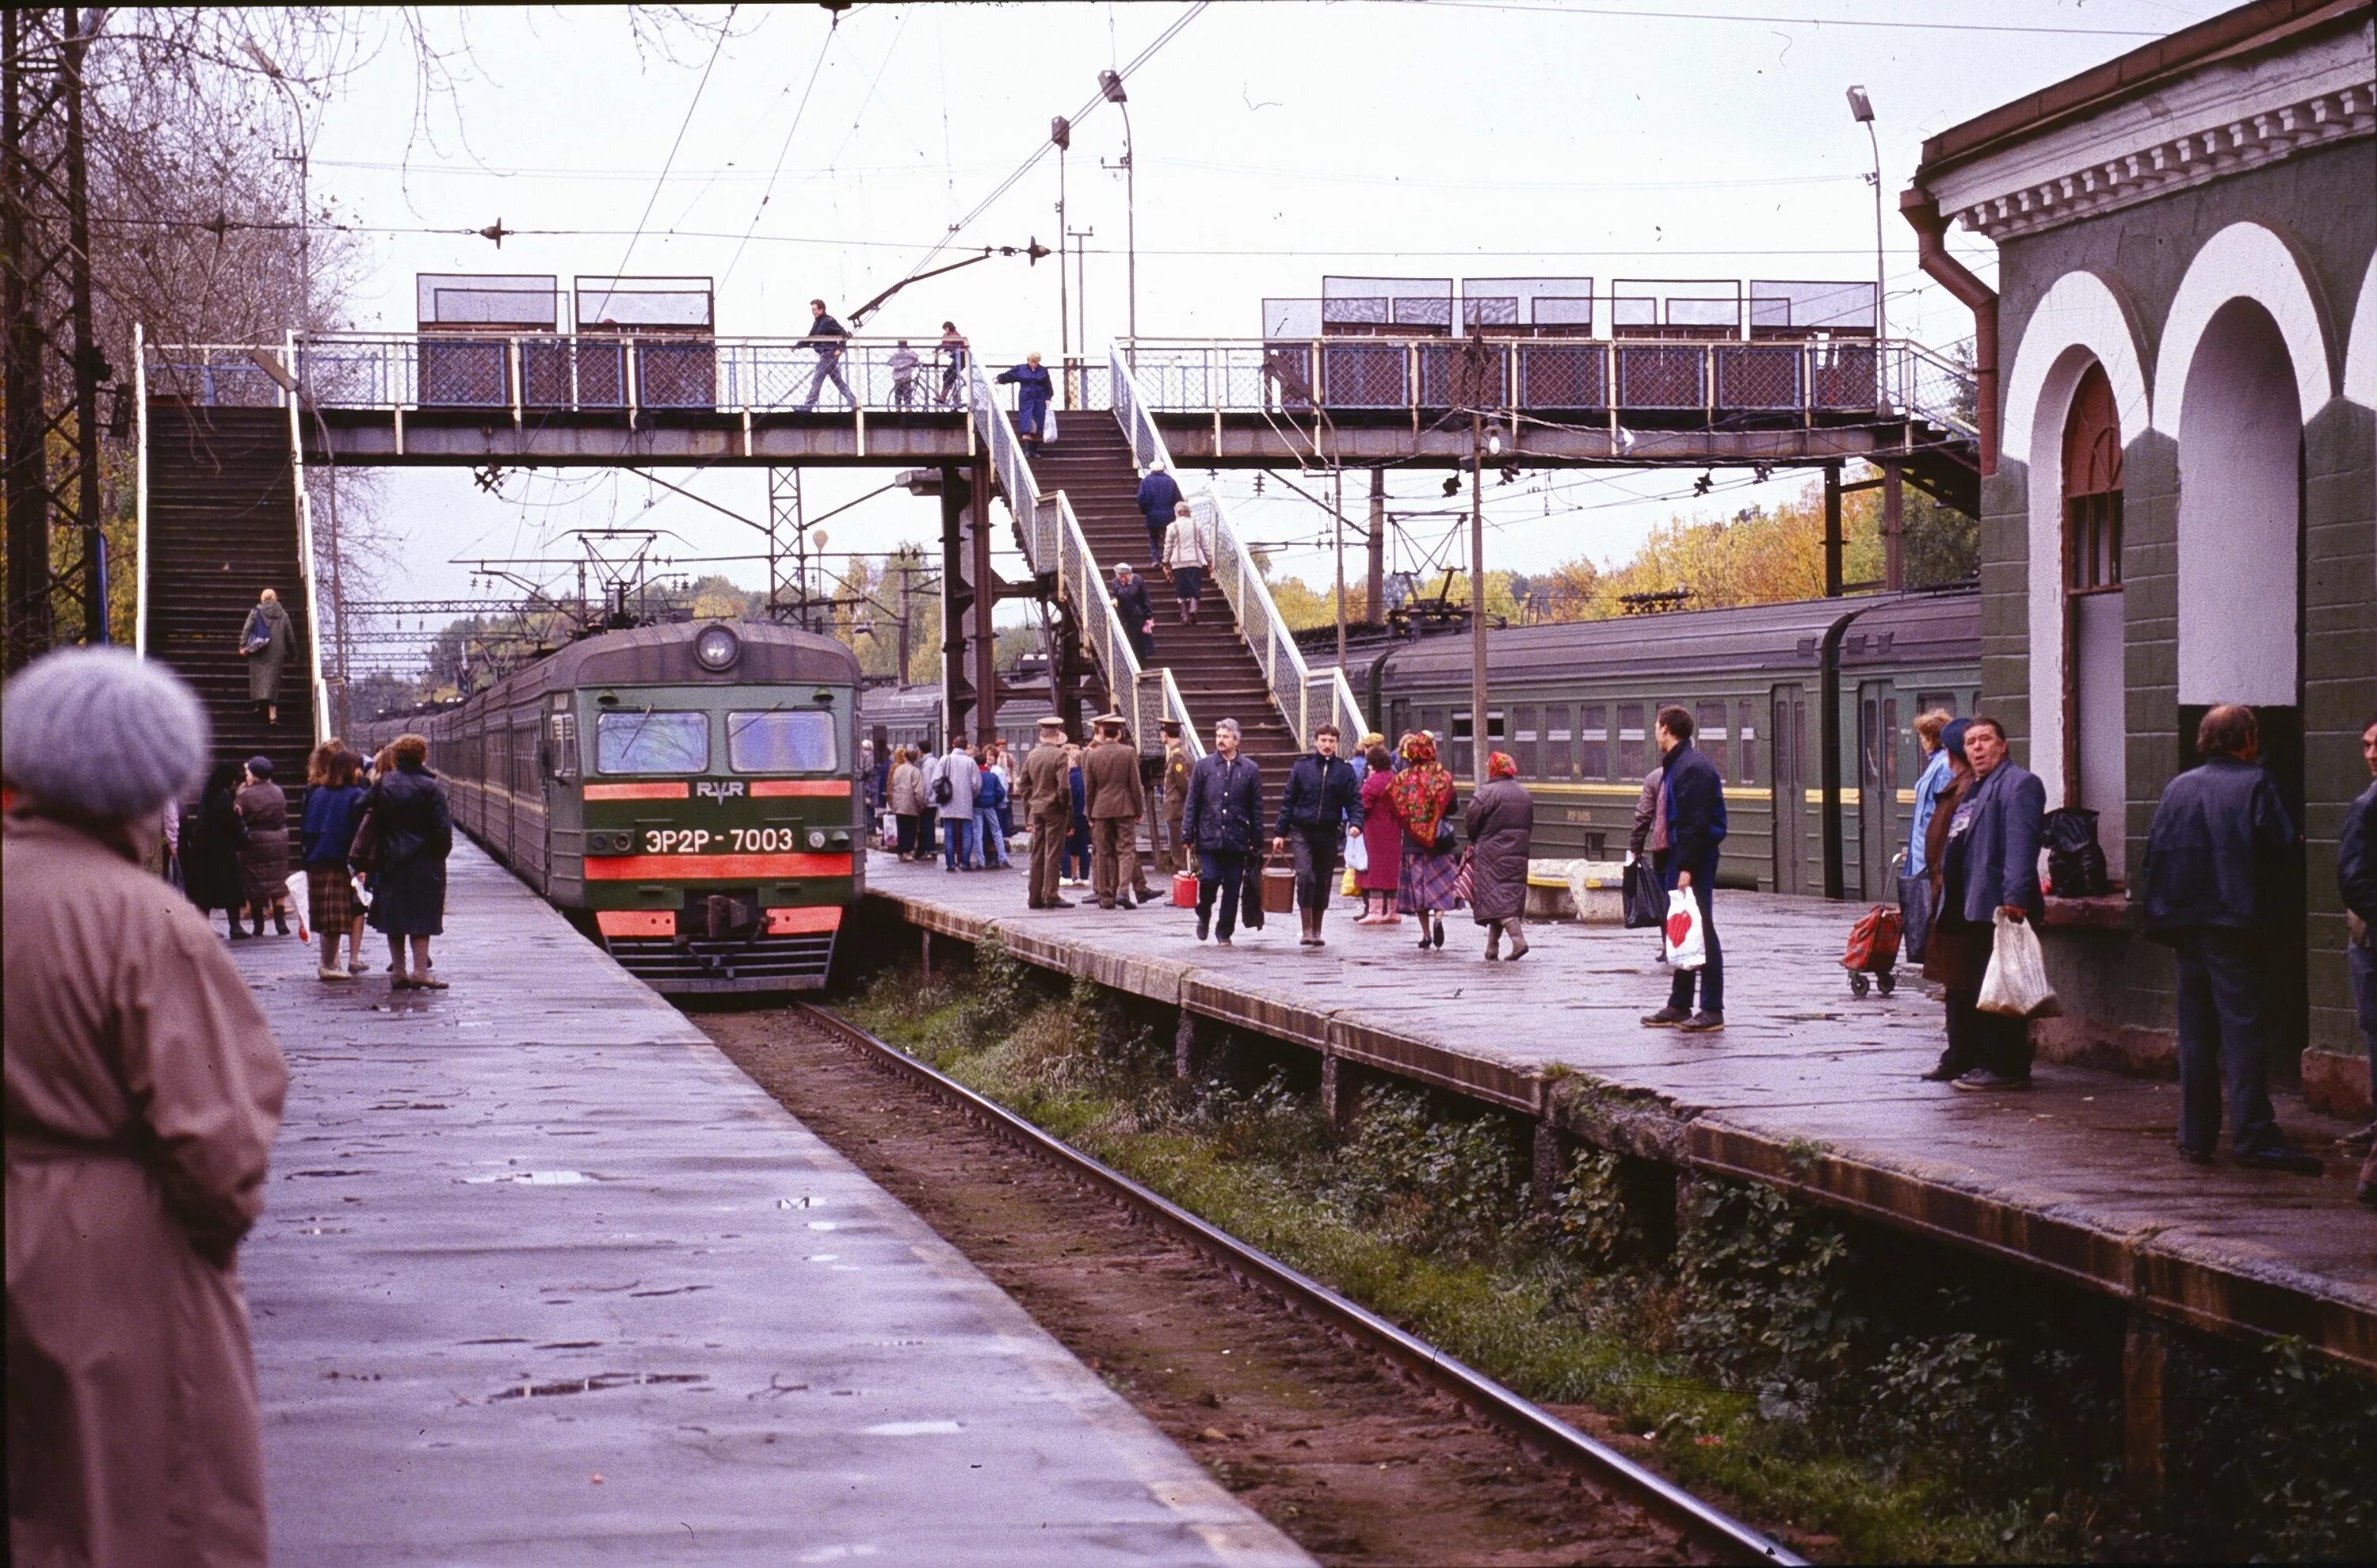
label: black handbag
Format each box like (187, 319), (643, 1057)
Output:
(1623, 861), (1666, 929)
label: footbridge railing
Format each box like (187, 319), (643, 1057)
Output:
(1117, 334), (1977, 443)
(967, 358), (1201, 759)
(1111, 340), (1368, 751)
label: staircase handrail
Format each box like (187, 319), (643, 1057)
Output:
(133, 323), (151, 658)
(286, 330), (332, 745)
(1887, 338), (1981, 440)
(1111, 339), (1369, 751)
(966, 357), (1199, 757)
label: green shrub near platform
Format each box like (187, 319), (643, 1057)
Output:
(849, 963), (2377, 1563)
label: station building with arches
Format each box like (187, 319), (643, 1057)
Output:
(1908, 0), (2375, 1112)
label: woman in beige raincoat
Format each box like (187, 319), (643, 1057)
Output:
(4, 647), (289, 1566)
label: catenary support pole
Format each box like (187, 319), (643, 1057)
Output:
(1367, 467), (1386, 628)
(1822, 461), (1845, 598)
(1882, 461), (1904, 591)
(971, 451), (998, 744)
(1470, 410), (1490, 788)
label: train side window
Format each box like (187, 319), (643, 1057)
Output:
(1735, 700), (1757, 782)
(1616, 702), (1646, 777)
(1578, 704), (1607, 780)
(1543, 704), (1572, 779)
(1916, 690), (1959, 719)
(1696, 700), (1727, 776)
(1513, 704), (1538, 777)
(595, 711), (710, 774)
(548, 713), (579, 780)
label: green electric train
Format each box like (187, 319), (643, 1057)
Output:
(359, 620), (864, 994)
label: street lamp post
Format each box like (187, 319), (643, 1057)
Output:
(1098, 70), (1135, 345)
(1052, 116), (1071, 402)
(1845, 85), (1887, 350)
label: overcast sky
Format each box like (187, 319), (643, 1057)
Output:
(288, 0), (2232, 635)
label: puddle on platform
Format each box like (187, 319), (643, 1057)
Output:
(863, 1419), (963, 1436)
(489, 1372), (707, 1401)
(461, 1169), (597, 1185)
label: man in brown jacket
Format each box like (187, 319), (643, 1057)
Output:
(1019, 715), (1074, 909)
(1083, 714), (1147, 910)
(1159, 719), (1192, 875)
(5, 647), (290, 1567)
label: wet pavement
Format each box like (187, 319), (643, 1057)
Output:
(870, 853), (2376, 1373)
(230, 841), (1311, 1566)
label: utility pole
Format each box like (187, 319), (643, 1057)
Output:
(1367, 467), (1386, 629)
(1469, 406), (1489, 788)
(1333, 465), (1348, 673)
(1067, 225), (1093, 354)
(1097, 71), (1135, 345)
(895, 554), (913, 685)
(1051, 116), (1070, 404)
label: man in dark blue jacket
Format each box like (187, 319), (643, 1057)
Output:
(799, 299), (855, 410)
(1112, 563), (1156, 665)
(1642, 706), (1728, 1032)
(1271, 723), (1360, 948)
(2142, 704), (2318, 1173)
(2343, 712), (2377, 1204)
(1183, 718), (1264, 944)
(1137, 462), (1183, 562)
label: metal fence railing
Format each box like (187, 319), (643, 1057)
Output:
(967, 355), (1196, 758)
(1112, 339), (1369, 751)
(1116, 335), (1978, 441)
(151, 334), (981, 417)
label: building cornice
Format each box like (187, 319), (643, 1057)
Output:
(1928, 19), (2372, 243)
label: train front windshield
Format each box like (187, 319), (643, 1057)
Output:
(727, 709), (838, 773)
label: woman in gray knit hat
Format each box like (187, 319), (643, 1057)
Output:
(2, 647), (288, 1565)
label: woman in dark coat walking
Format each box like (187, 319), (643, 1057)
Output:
(180, 760), (249, 937)
(238, 588), (296, 727)
(365, 733), (454, 990)
(1465, 751), (1535, 960)
(233, 755), (292, 937)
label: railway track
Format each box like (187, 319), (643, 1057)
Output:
(792, 1001), (1803, 1567)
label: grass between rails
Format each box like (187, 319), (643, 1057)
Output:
(841, 950), (2376, 1565)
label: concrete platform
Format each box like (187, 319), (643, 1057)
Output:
(867, 853), (2377, 1376)
(231, 841), (1309, 1566)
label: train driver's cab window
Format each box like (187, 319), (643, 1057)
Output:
(595, 710), (710, 774)
(729, 709), (838, 773)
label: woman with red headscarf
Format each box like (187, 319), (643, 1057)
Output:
(1466, 750), (1536, 959)
(1391, 732), (1464, 948)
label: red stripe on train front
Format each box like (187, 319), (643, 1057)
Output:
(750, 779), (850, 798)
(583, 852), (852, 881)
(765, 906), (843, 935)
(584, 781), (690, 800)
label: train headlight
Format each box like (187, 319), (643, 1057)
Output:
(694, 623), (741, 672)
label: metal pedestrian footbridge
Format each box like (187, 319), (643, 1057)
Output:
(140, 291), (1977, 776)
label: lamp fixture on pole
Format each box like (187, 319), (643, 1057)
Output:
(1098, 69), (1136, 345)
(1845, 85), (1887, 351)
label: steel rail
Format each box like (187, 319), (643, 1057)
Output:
(794, 1000), (1803, 1567)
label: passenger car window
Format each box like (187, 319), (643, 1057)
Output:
(728, 710), (838, 773)
(595, 711), (710, 775)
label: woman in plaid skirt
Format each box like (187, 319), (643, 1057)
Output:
(1391, 733), (1466, 949)
(300, 743), (371, 981)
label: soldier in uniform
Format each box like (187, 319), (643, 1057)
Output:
(1160, 719), (1191, 875)
(1083, 714), (1147, 911)
(1020, 716), (1074, 910)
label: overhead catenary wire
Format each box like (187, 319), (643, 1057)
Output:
(720, 7), (843, 281)
(610, 2), (738, 281)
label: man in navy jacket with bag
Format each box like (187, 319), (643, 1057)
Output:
(2142, 704), (2319, 1173)
(1925, 715), (2045, 1091)
(1642, 706), (1728, 1033)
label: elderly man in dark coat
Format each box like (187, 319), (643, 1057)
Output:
(1112, 562), (1157, 666)
(1466, 750), (1536, 961)
(1184, 717), (1265, 944)
(4, 647), (289, 1567)
(1272, 722), (1360, 948)
(2142, 704), (2318, 1173)
(234, 754), (292, 937)
(1928, 715), (2045, 1092)
(238, 586), (296, 726)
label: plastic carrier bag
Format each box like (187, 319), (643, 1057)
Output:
(1663, 887), (1707, 971)
(1344, 828), (1368, 875)
(1978, 911), (2062, 1019)
(1623, 860), (1665, 929)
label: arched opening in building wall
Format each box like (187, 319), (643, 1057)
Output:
(2060, 361), (2125, 877)
(2175, 296), (2306, 1063)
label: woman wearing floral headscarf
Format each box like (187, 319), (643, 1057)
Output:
(1466, 751), (1535, 960)
(1391, 732), (1464, 948)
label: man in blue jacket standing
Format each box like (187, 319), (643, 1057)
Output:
(1272, 723), (1360, 948)
(1183, 718), (1264, 945)
(1642, 705), (1728, 1033)
(2142, 704), (2319, 1173)
(2341, 712), (2377, 1204)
